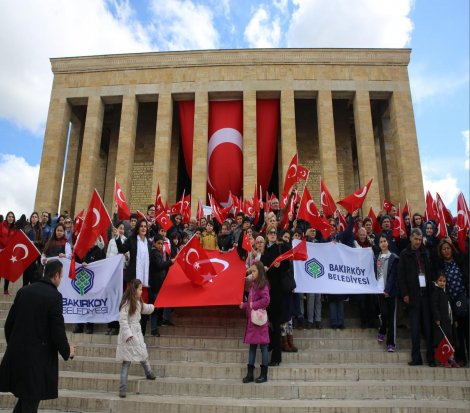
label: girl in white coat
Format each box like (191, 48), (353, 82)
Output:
(117, 279), (156, 398)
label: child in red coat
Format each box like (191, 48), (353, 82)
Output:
(240, 261), (270, 383)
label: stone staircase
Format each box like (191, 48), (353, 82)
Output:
(0, 282), (469, 413)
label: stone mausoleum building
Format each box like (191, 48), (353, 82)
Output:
(34, 48), (425, 217)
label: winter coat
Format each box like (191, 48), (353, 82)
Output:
(201, 231), (218, 250)
(0, 221), (17, 250)
(398, 245), (432, 306)
(116, 301), (154, 362)
(218, 232), (234, 252)
(242, 283), (270, 345)
(115, 235), (153, 283)
(431, 283), (453, 347)
(0, 279), (70, 400)
(149, 248), (172, 294)
(374, 252), (400, 297)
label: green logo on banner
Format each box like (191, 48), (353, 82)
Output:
(71, 267), (95, 296)
(305, 258), (324, 279)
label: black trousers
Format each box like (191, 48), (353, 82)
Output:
(12, 398), (40, 413)
(408, 294), (434, 363)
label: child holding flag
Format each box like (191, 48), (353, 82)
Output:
(431, 273), (459, 368)
(240, 261), (270, 383)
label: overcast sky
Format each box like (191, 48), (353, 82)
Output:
(0, 0), (468, 216)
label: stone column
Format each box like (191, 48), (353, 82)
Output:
(60, 112), (81, 215)
(388, 90), (425, 210)
(243, 90), (257, 198)
(152, 93), (173, 203)
(75, 96), (105, 212)
(317, 90), (340, 200)
(103, 108), (121, 213)
(280, 90), (297, 189)
(353, 90), (381, 212)
(115, 94), (138, 207)
(191, 92), (208, 216)
(34, 97), (71, 214)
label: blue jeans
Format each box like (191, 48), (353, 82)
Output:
(248, 344), (269, 366)
(329, 300), (344, 327)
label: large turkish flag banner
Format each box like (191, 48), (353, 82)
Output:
(154, 249), (246, 308)
(208, 100), (243, 204)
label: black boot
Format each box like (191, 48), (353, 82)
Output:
(255, 365), (268, 383)
(242, 364), (255, 383)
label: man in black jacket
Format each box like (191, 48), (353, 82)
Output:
(398, 228), (436, 367)
(0, 260), (75, 412)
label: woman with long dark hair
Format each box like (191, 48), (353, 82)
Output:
(0, 211), (18, 294)
(23, 212), (43, 286)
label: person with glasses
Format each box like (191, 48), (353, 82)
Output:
(114, 219), (154, 335)
(260, 225), (290, 366)
(63, 218), (74, 245)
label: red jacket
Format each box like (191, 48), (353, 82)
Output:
(0, 221), (17, 250)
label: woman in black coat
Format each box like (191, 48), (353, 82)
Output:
(0, 260), (72, 412)
(260, 225), (290, 366)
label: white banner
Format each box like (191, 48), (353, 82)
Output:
(293, 240), (381, 294)
(53, 255), (124, 323)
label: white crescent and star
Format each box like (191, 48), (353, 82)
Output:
(116, 188), (125, 203)
(287, 164), (297, 179)
(441, 344), (451, 353)
(207, 128), (243, 190)
(320, 191), (327, 206)
(353, 186), (368, 199)
(185, 248), (200, 266)
(92, 208), (101, 228)
(306, 200), (317, 217)
(13, 243), (29, 260)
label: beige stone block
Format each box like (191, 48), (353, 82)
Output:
(243, 90), (257, 198)
(280, 90), (297, 190)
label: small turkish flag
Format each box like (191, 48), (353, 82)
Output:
(320, 178), (336, 218)
(176, 236), (217, 286)
(209, 194), (224, 225)
(367, 207), (381, 234)
(135, 210), (148, 222)
(282, 154), (298, 194)
(242, 231), (252, 252)
(435, 335), (454, 364)
(403, 200), (410, 215)
(337, 179), (373, 214)
(154, 249), (246, 308)
(336, 209), (348, 233)
(74, 189), (112, 260)
(457, 193), (469, 253)
(114, 180), (131, 221)
(156, 211), (172, 231)
(424, 191), (437, 222)
(383, 199), (394, 213)
(68, 255), (77, 280)
(196, 199), (205, 222)
(298, 187), (331, 238)
(269, 239), (308, 268)
(436, 201), (449, 239)
(155, 184), (165, 212)
(436, 193), (453, 225)
(0, 230), (40, 282)
(392, 205), (406, 238)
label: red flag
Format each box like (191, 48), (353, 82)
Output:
(68, 255), (77, 280)
(170, 191), (186, 216)
(269, 239), (308, 268)
(282, 154), (299, 195)
(136, 210), (147, 222)
(156, 211), (172, 231)
(208, 100), (243, 203)
(253, 185), (261, 225)
(337, 179), (373, 214)
(367, 207), (381, 234)
(155, 184), (165, 212)
(392, 205), (406, 238)
(424, 191), (437, 222)
(383, 199), (394, 213)
(242, 231), (252, 252)
(403, 200), (410, 215)
(436, 201), (449, 239)
(155, 249), (246, 307)
(457, 193), (469, 253)
(435, 335), (455, 364)
(73, 209), (84, 240)
(320, 178), (336, 218)
(337, 209), (348, 233)
(243, 200), (254, 217)
(209, 194), (224, 225)
(436, 193), (453, 225)
(280, 191), (289, 209)
(196, 199), (204, 221)
(114, 180), (131, 221)
(0, 230), (41, 282)
(298, 187), (331, 237)
(297, 164), (309, 181)
(74, 190), (112, 259)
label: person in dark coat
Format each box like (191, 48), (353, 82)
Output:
(0, 260), (75, 413)
(260, 225), (290, 366)
(398, 228), (436, 367)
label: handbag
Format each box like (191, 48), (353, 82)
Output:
(250, 287), (268, 326)
(452, 292), (469, 318)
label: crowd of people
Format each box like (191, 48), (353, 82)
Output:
(0, 194), (468, 392)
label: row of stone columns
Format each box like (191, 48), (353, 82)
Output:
(35, 88), (424, 217)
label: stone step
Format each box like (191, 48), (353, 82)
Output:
(58, 357), (469, 381)
(1, 390), (469, 413)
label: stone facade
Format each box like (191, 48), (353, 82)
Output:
(34, 48), (425, 217)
